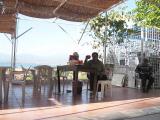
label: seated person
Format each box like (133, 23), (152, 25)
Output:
(84, 52), (108, 91)
(69, 52), (83, 65)
(135, 58), (154, 93)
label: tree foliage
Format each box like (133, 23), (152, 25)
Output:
(133, 0), (160, 28)
(89, 9), (133, 50)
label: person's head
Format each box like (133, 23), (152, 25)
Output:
(73, 52), (79, 60)
(143, 58), (149, 64)
(92, 52), (98, 61)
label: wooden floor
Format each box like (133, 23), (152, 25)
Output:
(1, 83), (160, 120)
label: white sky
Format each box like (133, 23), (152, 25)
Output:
(0, 0), (136, 66)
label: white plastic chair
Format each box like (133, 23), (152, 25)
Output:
(34, 65), (53, 95)
(9, 66), (31, 102)
(96, 80), (112, 97)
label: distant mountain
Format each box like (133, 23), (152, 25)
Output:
(0, 53), (68, 67)
(17, 54), (67, 65)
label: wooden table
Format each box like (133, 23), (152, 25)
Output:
(0, 67), (10, 103)
(57, 65), (97, 97)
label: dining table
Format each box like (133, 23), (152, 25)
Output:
(0, 66), (10, 103)
(57, 65), (97, 98)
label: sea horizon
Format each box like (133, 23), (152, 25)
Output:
(0, 62), (56, 68)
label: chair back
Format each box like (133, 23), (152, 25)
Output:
(21, 65), (32, 80)
(35, 65), (53, 82)
(10, 66), (31, 82)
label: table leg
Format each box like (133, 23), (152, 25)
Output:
(3, 72), (9, 103)
(31, 70), (36, 90)
(0, 69), (8, 103)
(4, 80), (9, 103)
(73, 70), (78, 96)
(93, 73), (97, 98)
(57, 69), (61, 93)
(0, 70), (2, 103)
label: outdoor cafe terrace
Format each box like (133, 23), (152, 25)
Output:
(1, 0), (160, 120)
(1, 65), (160, 120)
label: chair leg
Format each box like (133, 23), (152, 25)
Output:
(110, 85), (112, 97)
(86, 80), (89, 94)
(54, 77), (57, 94)
(38, 80), (42, 93)
(43, 80), (48, 94)
(96, 83), (99, 97)
(104, 85), (106, 97)
(86, 80), (89, 90)
(106, 82), (112, 97)
(101, 84), (105, 97)
(4, 80), (10, 102)
(62, 77), (65, 93)
(49, 79), (54, 95)
(106, 84), (112, 97)
(22, 83), (25, 102)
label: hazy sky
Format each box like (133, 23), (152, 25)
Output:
(0, 0), (136, 66)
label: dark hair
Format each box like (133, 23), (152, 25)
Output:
(92, 52), (98, 56)
(143, 58), (149, 63)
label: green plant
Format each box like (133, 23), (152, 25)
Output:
(133, 0), (160, 29)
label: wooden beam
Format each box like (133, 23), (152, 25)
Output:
(53, 0), (104, 10)
(53, 0), (68, 14)
(4, 0), (17, 8)
(0, 14), (16, 21)
(0, 27), (15, 34)
(54, 0), (122, 10)
(0, 20), (16, 34)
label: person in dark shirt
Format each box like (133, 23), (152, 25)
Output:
(84, 52), (107, 91)
(135, 58), (154, 93)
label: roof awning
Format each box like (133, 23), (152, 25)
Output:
(0, 0), (123, 34)
(0, 14), (16, 34)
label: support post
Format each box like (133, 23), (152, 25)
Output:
(103, 11), (107, 65)
(141, 27), (145, 63)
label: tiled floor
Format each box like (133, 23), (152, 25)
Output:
(1, 83), (160, 120)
